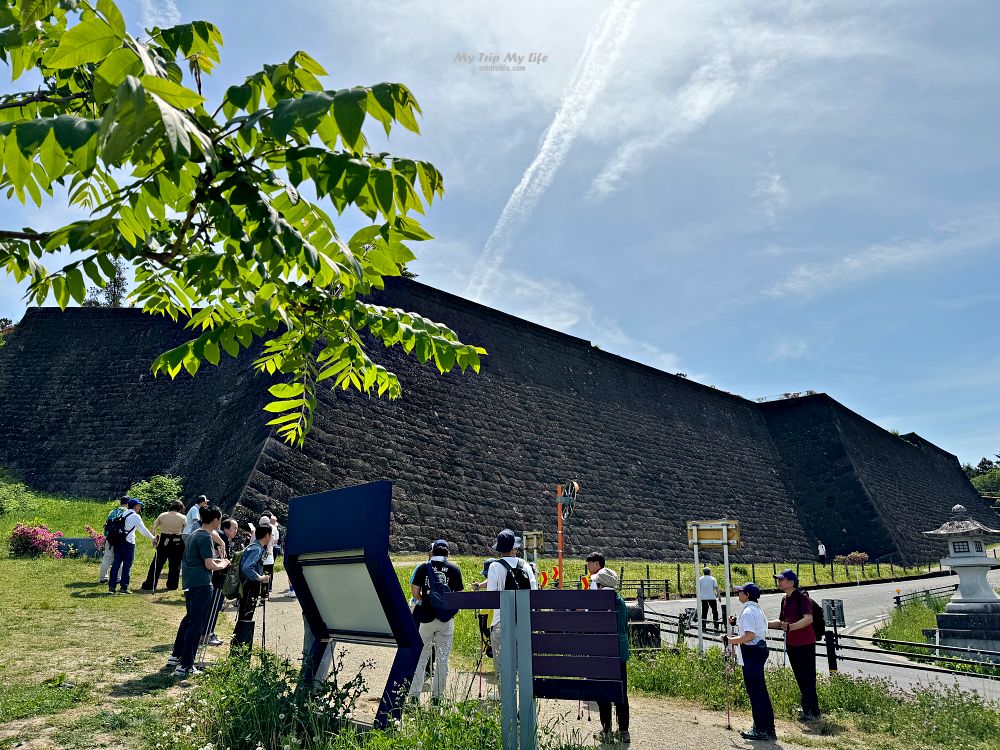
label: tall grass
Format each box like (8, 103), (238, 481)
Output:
(160, 651), (586, 750)
(629, 646), (1000, 748)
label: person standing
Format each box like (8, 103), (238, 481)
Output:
(769, 569), (821, 721)
(140, 500), (187, 591)
(591, 566), (631, 745)
(725, 583), (776, 741)
(817, 540), (827, 565)
(486, 529), (537, 674)
(108, 499), (154, 594)
(407, 539), (464, 703)
(696, 567), (721, 631)
(183, 496), (208, 540)
(258, 513), (277, 600)
(232, 524), (273, 651)
(167, 506), (229, 677)
(203, 518), (239, 647)
(99, 496), (129, 583)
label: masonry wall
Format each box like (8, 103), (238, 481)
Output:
(0, 308), (272, 508)
(241, 279), (814, 560)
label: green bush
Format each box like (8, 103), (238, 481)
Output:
(0, 473), (31, 516)
(126, 474), (184, 518)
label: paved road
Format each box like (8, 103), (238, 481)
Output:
(645, 569), (1000, 699)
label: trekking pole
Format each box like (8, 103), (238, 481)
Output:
(260, 591), (268, 653)
(196, 587), (222, 669)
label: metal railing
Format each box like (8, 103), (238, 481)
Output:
(893, 584), (957, 609)
(639, 609), (1000, 681)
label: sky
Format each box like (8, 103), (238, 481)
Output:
(1, 0), (999, 465)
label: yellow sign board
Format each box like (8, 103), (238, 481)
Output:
(687, 520), (740, 548)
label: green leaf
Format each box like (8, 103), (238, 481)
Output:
(269, 382), (305, 398)
(148, 93), (192, 156)
(38, 128), (67, 181)
(97, 0), (126, 38)
(94, 48), (143, 102)
(332, 87), (367, 151)
(141, 76), (205, 110)
(66, 267), (86, 304)
(263, 399), (305, 412)
(370, 169), (394, 218)
(19, 0), (59, 30)
(48, 17), (122, 69)
(3, 134), (30, 198)
(203, 339), (220, 365)
(271, 91), (333, 140)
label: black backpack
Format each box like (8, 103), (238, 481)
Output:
(422, 562), (458, 622)
(784, 589), (825, 641)
(104, 511), (131, 549)
(496, 558), (532, 590)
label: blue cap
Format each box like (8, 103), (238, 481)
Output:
(430, 539), (449, 554)
(774, 568), (798, 584)
(734, 582), (761, 600)
(126, 498), (143, 508)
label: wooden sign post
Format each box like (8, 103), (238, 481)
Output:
(687, 519), (740, 654)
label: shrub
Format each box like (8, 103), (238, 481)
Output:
(0, 475), (32, 516)
(972, 468), (1000, 495)
(846, 551), (870, 565)
(10, 521), (63, 558)
(833, 554), (849, 565)
(126, 474), (184, 517)
(85, 524), (106, 552)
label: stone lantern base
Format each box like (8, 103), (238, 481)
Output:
(923, 603), (1000, 663)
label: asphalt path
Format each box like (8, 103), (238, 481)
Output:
(644, 569), (1000, 699)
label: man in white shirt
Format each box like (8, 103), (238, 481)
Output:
(485, 528), (537, 675)
(108, 498), (154, 594)
(817, 540), (827, 565)
(183, 495), (208, 538)
(724, 582), (775, 741)
(696, 567), (721, 631)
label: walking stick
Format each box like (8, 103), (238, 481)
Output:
(196, 587), (223, 669)
(724, 620), (736, 731)
(260, 590), (268, 653)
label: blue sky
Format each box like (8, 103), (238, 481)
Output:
(2, 0), (999, 464)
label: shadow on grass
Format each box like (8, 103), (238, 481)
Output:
(64, 581), (103, 589)
(109, 671), (176, 697)
(68, 591), (113, 599)
(802, 718), (846, 736)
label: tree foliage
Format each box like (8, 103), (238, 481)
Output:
(0, 0), (484, 445)
(82, 255), (126, 306)
(972, 469), (1000, 496)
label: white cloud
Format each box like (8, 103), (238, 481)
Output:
(765, 209), (1000, 299)
(137, 0), (180, 29)
(754, 171), (790, 226)
(766, 337), (809, 361)
(464, 0), (643, 301)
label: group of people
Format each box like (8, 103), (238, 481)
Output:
(404, 530), (631, 745)
(725, 568), (821, 742)
(97, 495), (288, 677)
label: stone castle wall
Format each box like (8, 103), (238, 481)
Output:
(0, 279), (992, 562)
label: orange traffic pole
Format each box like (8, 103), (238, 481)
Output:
(557, 484), (564, 590)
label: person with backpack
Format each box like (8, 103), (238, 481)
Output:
(725, 582), (776, 741)
(407, 539), (464, 703)
(99, 496), (130, 583)
(768, 569), (821, 721)
(231, 524), (273, 652)
(590, 566), (631, 745)
(167, 506), (229, 677)
(486, 529), (537, 675)
(107, 499), (154, 594)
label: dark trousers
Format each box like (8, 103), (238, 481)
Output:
(108, 542), (135, 592)
(141, 534), (184, 590)
(232, 580), (262, 651)
(788, 643), (821, 717)
(172, 585), (214, 669)
(262, 564), (274, 598)
(597, 661), (630, 733)
(741, 641), (775, 733)
(700, 599), (720, 628)
(818, 554), (826, 564)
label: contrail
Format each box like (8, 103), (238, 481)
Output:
(464, 0), (642, 302)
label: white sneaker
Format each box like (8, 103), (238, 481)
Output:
(187, 666), (203, 676)
(171, 666), (189, 677)
(166, 656), (180, 667)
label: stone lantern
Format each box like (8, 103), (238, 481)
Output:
(922, 504), (1000, 661)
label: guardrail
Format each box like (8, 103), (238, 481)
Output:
(893, 583), (957, 609)
(639, 609), (1000, 681)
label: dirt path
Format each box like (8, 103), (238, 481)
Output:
(259, 572), (847, 749)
